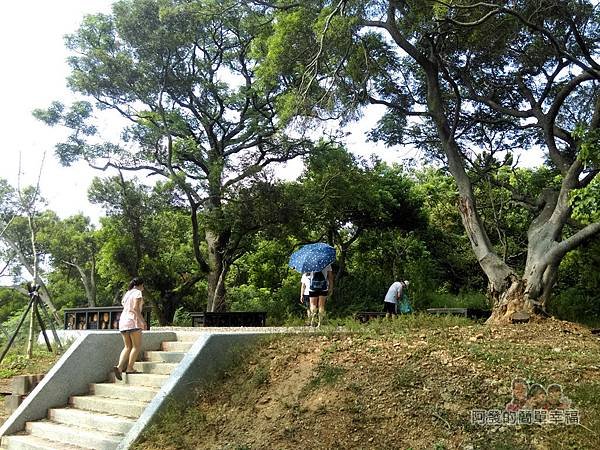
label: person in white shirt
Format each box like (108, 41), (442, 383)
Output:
(383, 280), (409, 317)
(300, 273), (311, 319)
(308, 264), (334, 327)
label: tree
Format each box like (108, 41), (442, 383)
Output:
(249, 0), (600, 323)
(41, 215), (99, 307)
(291, 143), (425, 284)
(35, 0), (310, 311)
(89, 175), (201, 324)
(0, 178), (60, 322)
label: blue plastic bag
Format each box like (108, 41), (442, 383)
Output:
(398, 293), (413, 314)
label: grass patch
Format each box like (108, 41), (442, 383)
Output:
(392, 364), (423, 390)
(427, 291), (490, 310)
(250, 363), (270, 387)
(133, 321), (600, 450)
(308, 361), (345, 389)
(569, 382), (600, 408)
(324, 313), (473, 336)
(135, 402), (208, 449)
(0, 346), (62, 379)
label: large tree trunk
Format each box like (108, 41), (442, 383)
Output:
(205, 229), (229, 312)
(369, 2), (600, 325)
(423, 64), (516, 306)
(485, 278), (534, 323)
(422, 61), (556, 324)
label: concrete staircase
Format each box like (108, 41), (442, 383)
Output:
(1, 334), (197, 450)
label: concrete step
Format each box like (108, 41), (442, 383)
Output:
(173, 332), (202, 342)
(26, 421), (121, 450)
(133, 361), (179, 375)
(115, 372), (169, 388)
(144, 351), (186, 363)
(161, 341), (193, 352)
(48, 407), (135, 435)
(89, 383), (159, 402)
(70, 395), (149, 419)
(1, 434), (89, 450)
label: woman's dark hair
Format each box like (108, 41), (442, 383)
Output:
(128, 277), (144, 290)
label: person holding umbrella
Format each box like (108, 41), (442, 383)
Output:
(289, 243), (336, 327)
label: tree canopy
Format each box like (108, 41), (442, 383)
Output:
(23, 0), (600, 326)
(246, 0), (600, 322)
(35, 0), (312, 310)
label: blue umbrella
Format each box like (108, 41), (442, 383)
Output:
(289, 243), (336, 273)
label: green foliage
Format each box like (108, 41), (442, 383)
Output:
(19, 0), (600, 326)
(89, 176), (203, 322)
(0, 289), (27, 323)
(549, 288), (600, 327)
(228, 283), (295, 324)
(0, 345), (62, 379)
(575, 124), (600, 167)
(250, 363), (270, 387)
(35, 0), (313, 312)
(0, 354), (30, 378)
(571, 178), (600, 224)
(172, 307), (192, 327)
(309, 360), (345, 388)
(426, 291), (489, 310)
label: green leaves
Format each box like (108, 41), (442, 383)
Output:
(571, 180), (600, 224)
(575, 124), (600, 168)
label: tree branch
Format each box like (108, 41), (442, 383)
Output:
(547, 222), (600, 264)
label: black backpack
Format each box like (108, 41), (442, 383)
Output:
(310, 270), (328, 291)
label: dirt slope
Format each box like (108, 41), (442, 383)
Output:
(136, 319), (600, 450)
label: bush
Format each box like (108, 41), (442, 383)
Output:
(549, 288), (600, 326)
(227, 280), (297, 325)
(172, 307), (192, 327)
(426, 291), (490, 310)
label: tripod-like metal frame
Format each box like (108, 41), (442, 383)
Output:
(0, 285), (62, 365)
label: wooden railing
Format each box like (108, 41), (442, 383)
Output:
(189, 311), (267, 327)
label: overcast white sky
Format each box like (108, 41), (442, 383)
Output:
(0, 1), (541, 224)
(0, 1), (115, 222)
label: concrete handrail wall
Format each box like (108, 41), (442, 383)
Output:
(0, 330), (176, 436)
(118, 332), (270, 450)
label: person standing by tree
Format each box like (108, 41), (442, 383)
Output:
(113, 277), (146, 380)
(308, 265), (334, 327)
(383, 280), (409, 318)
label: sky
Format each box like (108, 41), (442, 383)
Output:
(0, 0), (405, 223)
(0, 1), (542, 224)
(0, 1), (116, 222)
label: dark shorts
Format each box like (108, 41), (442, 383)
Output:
(383, 302), (396, 314)
(120, 328), (142, 334)
(309, 290), (328, 298)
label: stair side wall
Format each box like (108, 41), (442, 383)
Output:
(0, 330), (177, 437)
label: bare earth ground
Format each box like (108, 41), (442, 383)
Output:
(135, 318), (600, 450)
(0, 398), (10, 425)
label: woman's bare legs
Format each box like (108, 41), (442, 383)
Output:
(309, 297), (319, 326)
(117, 332), (132, 371)
(317, 295), (327, 327)
(126, 330), (142, 372)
